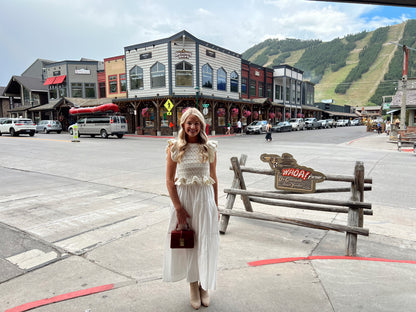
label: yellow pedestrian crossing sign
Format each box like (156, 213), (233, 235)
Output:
(164, 99), (174, 112)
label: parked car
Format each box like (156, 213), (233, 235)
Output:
(0, 118), (36, 136)
(245, 120), (268, 134)
(288, 118), (305, 131)
(350, 119), (361, 126)
(318, 119), (328, 129)
(326, 119), (336, 128)
(336, 119), (349, 127)
(68, 115), (127, 138)
(36, 120), (62, 134)
(304, 118), (320, 129)
(272, 121), (292, 132)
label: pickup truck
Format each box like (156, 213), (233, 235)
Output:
(304, 118), (320, 129)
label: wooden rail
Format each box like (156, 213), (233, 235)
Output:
(219, 155), (373, 256)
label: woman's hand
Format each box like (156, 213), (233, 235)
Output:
(176, 207), (190, 227)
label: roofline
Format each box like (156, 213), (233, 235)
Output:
(104, 55), (125, 62)
(45, 60), (99, 68)
(124, 30), (241, 58)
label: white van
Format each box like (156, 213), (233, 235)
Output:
(68, 115), (127, 138)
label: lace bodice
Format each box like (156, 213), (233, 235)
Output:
(168, 140), (217, 185)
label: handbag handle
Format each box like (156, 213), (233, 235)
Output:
(175, 223), (191, 231)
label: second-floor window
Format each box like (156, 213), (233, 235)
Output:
(241, 78), (248, 94)
(130, 66), (143, 90)
(120, 74), (126, 92)
(217, 68), (226, 91)
(71, 83), (82, 98)
(230, 71), (239, 93)
(151, 62), (166, 88)
(109, 75), (118, 93)
(202, 64), (213, 88)
(175, 61), (193, 87)
(85, 83), (96, 98)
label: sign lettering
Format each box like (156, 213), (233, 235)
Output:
(261, 153), (325, 193)
(176, 49), (192, 59)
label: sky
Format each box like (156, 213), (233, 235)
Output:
(1, 0), (416, 87)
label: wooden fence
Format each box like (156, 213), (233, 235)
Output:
(219, 154), (373, 256)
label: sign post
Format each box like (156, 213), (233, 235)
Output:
(72, 124), (80, 142)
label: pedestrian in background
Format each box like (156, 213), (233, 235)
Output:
(237, 119), (242, 134)
(265, 120), (272, 142)
(164, 108), (219, 309)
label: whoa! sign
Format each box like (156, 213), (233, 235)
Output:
(261, 153), (326, 193)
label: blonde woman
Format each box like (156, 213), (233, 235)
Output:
(163, 108), (219, 309)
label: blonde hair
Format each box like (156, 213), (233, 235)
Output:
(172, 108), (209, 163)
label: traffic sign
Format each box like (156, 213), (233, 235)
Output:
(164, 99), (174, 112)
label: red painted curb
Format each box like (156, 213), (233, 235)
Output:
(248, 256), (416, 267)
(5, 284), (114, 312)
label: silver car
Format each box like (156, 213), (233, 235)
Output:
(36, 120), (62, 134)
(245, 120), (268, 134)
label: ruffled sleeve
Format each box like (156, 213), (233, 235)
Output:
(207, 140), (218, 163)
(166, 139), (178, 162)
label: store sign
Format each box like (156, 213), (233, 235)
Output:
(260, 153), (326, 193)
(140, 52), (152, 60)
(75, 68), (90, 75)
(206, 50), (216, 58)
(176, 49), (192, 59)
(255, 71), (260, 76)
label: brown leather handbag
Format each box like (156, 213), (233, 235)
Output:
(170, 225), (194, 249)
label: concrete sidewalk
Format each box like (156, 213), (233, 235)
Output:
(1, 132), (416, 312)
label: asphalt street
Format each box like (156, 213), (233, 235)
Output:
(0, 126), (415, 311)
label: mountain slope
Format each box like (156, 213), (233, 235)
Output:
(242, 20), (416, 107)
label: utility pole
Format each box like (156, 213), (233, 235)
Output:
(400, 45), (409, 130)
(390, 41), (416, 129)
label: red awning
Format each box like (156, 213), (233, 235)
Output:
(43, 75), (66, 86)
(53, 75), (66, 84)
(43, 77), (56, 85)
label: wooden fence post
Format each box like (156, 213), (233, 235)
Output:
(345, 161), (364, 256)
(219, 155), (248, 234)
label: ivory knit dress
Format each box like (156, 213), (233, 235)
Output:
(163, 140), (219, 291)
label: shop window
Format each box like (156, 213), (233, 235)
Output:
(241, 78), (248, 94)
(120, 74), (126, 92)
(217, 68), (226, 91)
(130, 66), (143, 90)
(230, 71), (238, 93)
(175, 61), (193, 87)
(202, 64), (213, 88)
(85, 83), (96, 98)
(71, 83), (82, 98)
(151, 62), (166, 88)
(142, 107), (155, 127)
(160, 107), (169, 127)
(109, 75), (118, 93)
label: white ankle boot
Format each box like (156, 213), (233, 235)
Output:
(190, 282), (201, 309)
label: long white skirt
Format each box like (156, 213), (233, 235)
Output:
(163, 184), (219, 290)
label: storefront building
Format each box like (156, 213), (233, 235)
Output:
(43, 60), (99, 102)
(104, 55), (127, 99)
